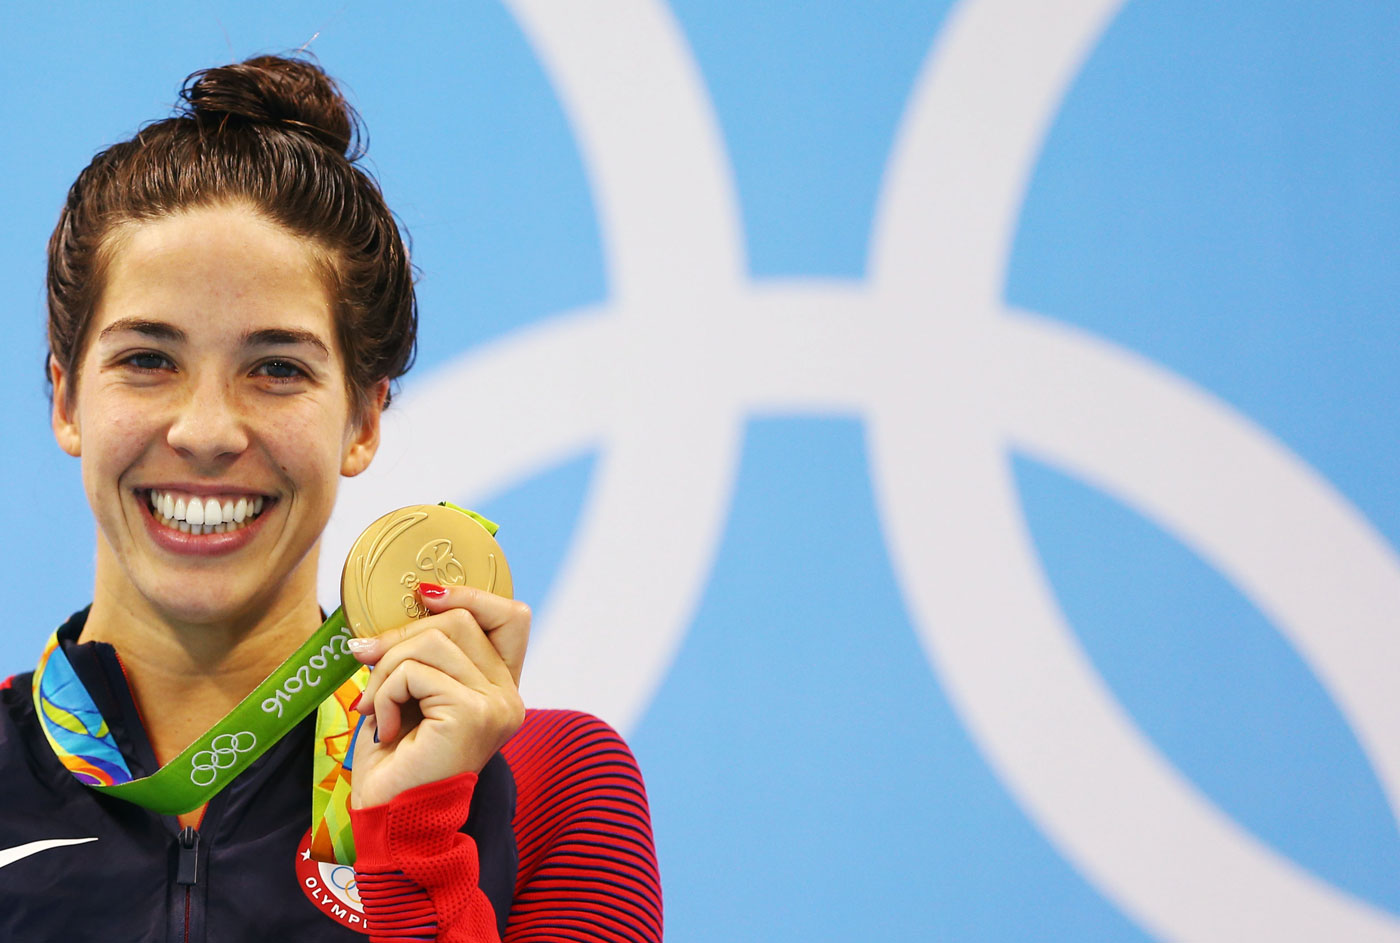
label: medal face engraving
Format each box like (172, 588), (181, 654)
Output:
(416, 538), (466, 585)
(341, 504), (512, 637)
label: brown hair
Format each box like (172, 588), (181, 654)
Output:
(46, 54), (416, 417)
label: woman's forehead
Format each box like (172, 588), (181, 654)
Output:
(95, 206), (336, 349)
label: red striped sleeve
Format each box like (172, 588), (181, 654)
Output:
(502, 709), (663, 943)
(351, 709), (662, 942)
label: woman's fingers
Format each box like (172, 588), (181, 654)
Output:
(370, 660), (458, 744)
(349, 584), (530, 686)
(356, 625), (490, 714)
(353, 619), (501, 715)
(420, 584), (530, 685)
(348, 585), (530, 712)
(367, 658), (522, 752)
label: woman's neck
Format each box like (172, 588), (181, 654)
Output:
(81, 562), (326, 765)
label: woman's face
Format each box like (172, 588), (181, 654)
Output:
(51, 203), (383, 628)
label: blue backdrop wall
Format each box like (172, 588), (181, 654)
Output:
(3, 1), (1399, 939)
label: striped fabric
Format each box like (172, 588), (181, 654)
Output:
(357, 870), (438, 940)
(354, 709), (661, 942)
(502, 710), (663, 943)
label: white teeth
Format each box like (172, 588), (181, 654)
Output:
(147, 489), (268, 535)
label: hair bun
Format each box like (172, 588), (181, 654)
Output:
(180, 55), (360, 158)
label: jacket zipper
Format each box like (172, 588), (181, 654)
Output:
(176, 826), (200, 942)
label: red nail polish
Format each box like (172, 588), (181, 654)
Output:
(417, 582), (447, 599)
(348, 694), (362, 713)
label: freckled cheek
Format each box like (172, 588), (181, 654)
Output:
(77, 411), (154, 537)
(264, 409), (351, 491)
(82, 400), (166, 473)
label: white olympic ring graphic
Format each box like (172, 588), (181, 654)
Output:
(323, 1), (1400, 939)
(189, 731), (257, 787)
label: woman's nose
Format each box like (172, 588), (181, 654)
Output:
(165, 377), (250, 462)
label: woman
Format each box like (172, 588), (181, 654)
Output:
(0, 55), (661, 942)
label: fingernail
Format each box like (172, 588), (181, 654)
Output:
(348, 694), (361, 713)
(346, 637), (376, 655)
(417, 582), (447, 599)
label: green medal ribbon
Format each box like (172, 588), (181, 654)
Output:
(35, 608), (359, 815)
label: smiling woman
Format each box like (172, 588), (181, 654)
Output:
(0, 55), (660, 942)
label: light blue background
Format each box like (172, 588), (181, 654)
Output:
(2, 2), (1397, 938)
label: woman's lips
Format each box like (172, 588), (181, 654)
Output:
(139, 489), (275, 556)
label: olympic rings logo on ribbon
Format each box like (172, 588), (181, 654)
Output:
(189, 731), (258, 787)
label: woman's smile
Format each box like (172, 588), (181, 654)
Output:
(137, 487), (277, 555)
(146, 489), (268, 534)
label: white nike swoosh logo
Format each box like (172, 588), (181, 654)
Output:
(0, 838), (99, 869)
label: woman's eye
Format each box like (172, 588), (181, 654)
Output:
(124, 351), (172, 371)
(254, 359), (309, 381)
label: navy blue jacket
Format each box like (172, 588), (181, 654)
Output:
(0, 610), (516, 942)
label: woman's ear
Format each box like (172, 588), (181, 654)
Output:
(341, 378), (389, 478)
(50, 356), (82, 457)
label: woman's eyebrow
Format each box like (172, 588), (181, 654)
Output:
(243, 328), (331, 357)
(97, 318), (185, 343)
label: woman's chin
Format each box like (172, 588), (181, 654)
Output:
(149, 594), (255, 630)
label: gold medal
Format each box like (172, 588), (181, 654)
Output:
(340, 504), (512, 638)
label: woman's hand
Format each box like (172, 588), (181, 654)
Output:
(346, 583), (530, 809)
